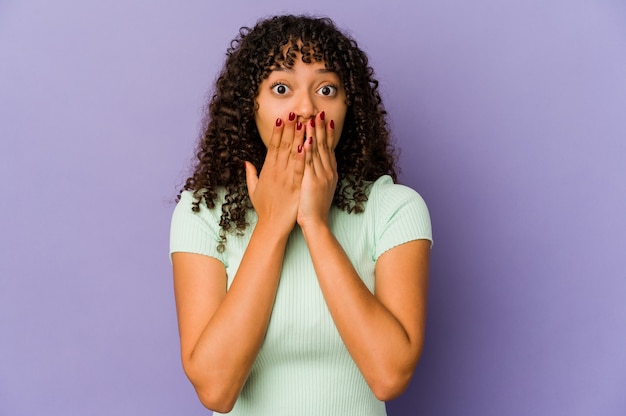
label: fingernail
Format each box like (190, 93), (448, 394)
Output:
(289, 112), (295, 121)
(308, 136), (313, 144)
(297, 144), (303, 153)
(320, 111), (325, 121)
(297, 121), (303, 130)
(309, 118), (315, 127)
(276, 118), (282, 127)
(330, 120), (334, 129)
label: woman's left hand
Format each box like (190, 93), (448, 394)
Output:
(296, 111), (338, 229)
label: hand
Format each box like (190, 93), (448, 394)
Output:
(297, 111), (338, 229)
(245, 113), (306, 235)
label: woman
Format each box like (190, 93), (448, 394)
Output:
(170, 15), (432, 415)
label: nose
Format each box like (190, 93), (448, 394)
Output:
(294, 91), (317, 122)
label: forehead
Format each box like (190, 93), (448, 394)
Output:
(264, 59), (342, 86)
(270, 60), (331, 74)
(260, 40), (344, 85)
(272, 40), (326, 69)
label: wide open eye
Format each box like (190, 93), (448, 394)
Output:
(317, 84), (338, 97)
(271, 83), (290, 95)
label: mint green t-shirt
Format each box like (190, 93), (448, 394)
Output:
(170, 175), (432, 416)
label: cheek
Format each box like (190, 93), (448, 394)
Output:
(254, 108), (274, 147)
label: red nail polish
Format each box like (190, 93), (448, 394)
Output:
(310, 118), (315, 127)
(276, 118), (282, 127)
(330, 120), (334, 129)
(320, 111), (325, 121)
(289, 112), (296, 121)
(308, 136), (313, 144)
(297, 121), (303, 130)
(297, 144), (303, 153)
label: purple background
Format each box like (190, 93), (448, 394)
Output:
(1, 1), (625, 415)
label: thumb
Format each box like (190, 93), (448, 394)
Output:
(244, 161), (258, 196)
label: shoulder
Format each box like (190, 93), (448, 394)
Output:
(171, 189), (232, 240)
(173, 189), (223, 221)
(170, 190), (226, 260)
(368, 175), (429, 214)
(366, 176), (433, 256)
(176, 189), (212, 208)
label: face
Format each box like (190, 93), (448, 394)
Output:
(254, 55), (348, 149)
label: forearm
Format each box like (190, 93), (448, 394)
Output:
(184, 223), (289, 409)
(301, 223), (425, 400)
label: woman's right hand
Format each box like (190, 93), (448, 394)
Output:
(244, 113), (305, 235)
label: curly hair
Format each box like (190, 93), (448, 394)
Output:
(178, 14), (397, 249)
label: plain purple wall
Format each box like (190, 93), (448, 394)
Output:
(1, 1), (625, 415)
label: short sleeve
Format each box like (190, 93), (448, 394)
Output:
(169, 191), (227, 266)
(372, 176), (432, 261)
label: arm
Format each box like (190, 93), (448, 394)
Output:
(300, 229), (430, 401)
(172, 115), (305, 412)
(298, 113), (430, 400)
(172, 227), (289, 412)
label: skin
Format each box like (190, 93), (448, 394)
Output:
(254, 58), (347, 149)
(172, 55), (430, 413)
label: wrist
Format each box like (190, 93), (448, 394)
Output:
(252, 220), (293, 245)
(300, 219), (332, 241)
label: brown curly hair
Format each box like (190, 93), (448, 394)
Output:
(178, 15), (397, 248)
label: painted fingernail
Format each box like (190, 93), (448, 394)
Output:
(276, 118), (282, 127)
(297, 144), (303, 153)
(320, 111), (325, 121)
(297, 121), (303, 130)
(289, 112), (296, 121)
(310, 118), (315, 127)
(330, 120), (334, 129)
(308, 136), (313, 144)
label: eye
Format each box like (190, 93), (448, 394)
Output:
(317, 84), (338, 97)
(271, 83), (290, 95)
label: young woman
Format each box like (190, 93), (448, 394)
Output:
(170, 15), (432, 415)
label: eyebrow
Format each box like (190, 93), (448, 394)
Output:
(272, 67), (336, 74)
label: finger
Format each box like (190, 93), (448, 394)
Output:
(305, 118), (319, 173)
(326, 118), (336, 150)
(244, 161), (259, 196)
(294, 119), (305, 162)
(279, 112), (298, 166)
(295, 120), (305, 149)
(291, 119), (305, 174)
(326, 119), (338, 171)
(316, 111), (330, 151)
(313, 112), (332, 173)
(303, 131), (314, 174)
(266, 117), (285, 164)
